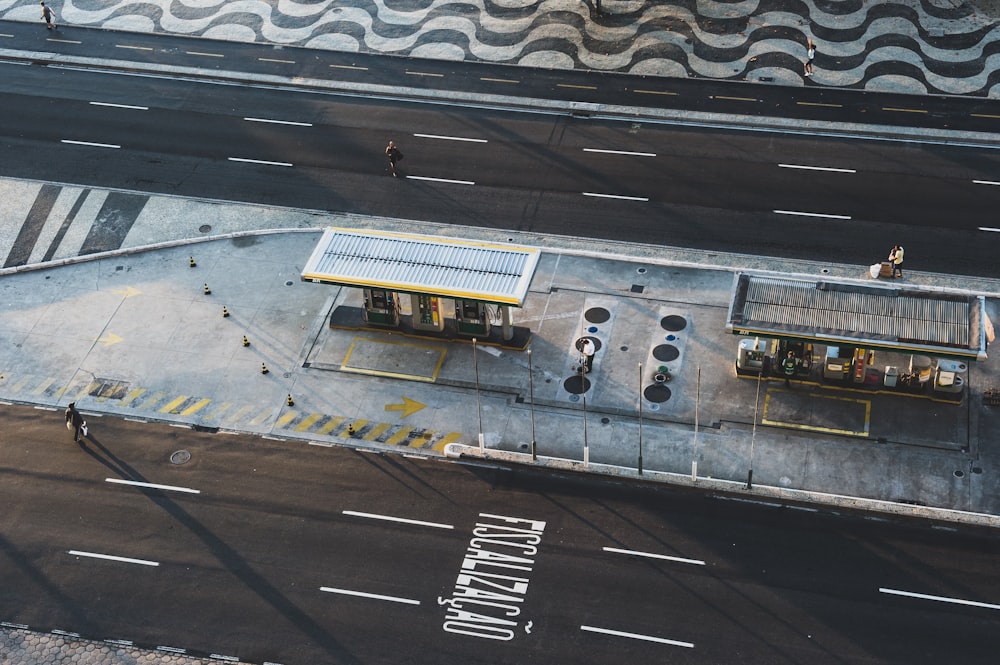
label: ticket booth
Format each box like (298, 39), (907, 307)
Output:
(362, 288), (399, 327)
(455, 300), (490, 336)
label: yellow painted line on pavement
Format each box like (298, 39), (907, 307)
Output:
(224, 404), (255, 424)
(159, 396), (188, 414)
(797, 101), (842, 108)
(761, 391), (871, 437)
(316, 415), (346, 435)
(31, 377), (57, 395)
(408, 431), (435, 448)
(118, 387), (146, 406)
(276, 411), (298, 428)
(432, 432), (462, 451)
(180, 398), (211, 416)
(406, 71), (443, 78)
(363, 422), (392, 441)
(207, 402), (232, 419)
(633, 89), (678, 96)
(972, 113), (1000, 119)
(10, 375), (34, 392)
(481, 77), (519, 84)
(384, 427), (414, 446)
(882, 107), (927, 114)
(714, 95), (757, 102)
(294, 413), (323, 432)
(558, 83), (597, 90)
(138, 391), (168, 409)
(249, 408), (274, 427)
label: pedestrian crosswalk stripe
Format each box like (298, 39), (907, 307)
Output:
(180, 398), (211, 416)
(294, 413), (323, 432)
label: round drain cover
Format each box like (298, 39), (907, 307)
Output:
(170, 450), (191, 465)
(660, 315), (687, 332)
(564, 374), (591, 395)
(585, 307), (611, 324)
(199, 224), (212, 234)
(652, 344), (679, 362)
(644, 384), (671, 403)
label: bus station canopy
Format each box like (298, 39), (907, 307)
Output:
(301, 227), (541, 306)
(726, 273), (990, 360)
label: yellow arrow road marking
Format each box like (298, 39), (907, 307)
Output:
(112, 286), (142, 298)
(385, 396), (426, 418)
(97, 332), (124, 346)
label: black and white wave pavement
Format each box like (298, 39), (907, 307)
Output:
(4, 0), (1000, 96)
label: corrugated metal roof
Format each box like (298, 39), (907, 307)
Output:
(727, 273), (987, 359)
(301, 228), (541, 306)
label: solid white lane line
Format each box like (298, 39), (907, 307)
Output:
(774, 209), (851, 220)
(319, 587), (421, 605)
(68, 550), (159, 567)
(973, 179), (1000, 186)
(258, 57), (295, 64)
(330, 64), (368, 71)
(778, 163), (856, 173)
(47, 38), (81, 44)
(90, 101), (148, 111)
(115, 44), (152, 51)
(186, 51), (223, 58)
(61, 140), (120, 149)
(979, 227), (1000, 232)
(105, 478), (200, 494)
(244, 117), (312, 127)
(583, 192), (649, 202)
(602, 546), (705, 566)
(583, 148), (656, 158)
(879, 587), (1000, 611)
(413, 133), (487, 143)
(406, 175), (475, 186)
(581, 625), (694, 648)
(342, 510), (453, 530)
(228, 157), (293, 167)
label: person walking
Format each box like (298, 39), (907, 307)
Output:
(385, 140), (403, 177)
(65, 402), (84, 442)
(890, 244), (904, 278)
(580, 338), (596, 373)
(40, 2), (56, 30)
(804, 36), (815, 77)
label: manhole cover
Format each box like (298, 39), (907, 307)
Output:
(199, 224), (212, 233)
(564, 374), (591, 395)
(652, 344), (679, 362)
(285, 280), (294, 286)
(644, 384), (671, 403)
(576, 336), (602, 353)
(660, 315), (687, 332)
(585, 307), (611, 324)
(170, 450), (191, 465)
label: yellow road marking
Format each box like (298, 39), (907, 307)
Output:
(10, 375), (33, 392)
(225, 404), (256, 424)
(432, 432), (462, 451)
(385, 427), (414, 446)
(118, 387), (146, 406)
(180, 398), (211, 416)
(159, 396), (188, 414)
(406, 71), (443, 77)
(797, 101), (842, 108)
(363, 422), (393, 441)
(294, 413), (323, 432)
(633, 89), (678, 96)
(276, 411), (298, 428)
(316, 415), (345, 435)
(972, 113), (1000, 119)
(714, 95), (757, 102)
(883, 107), (927, 114)
(31, 377), (58, 395)
(385, 396), (426, 418)
(343, 419), (369, 437)
(249, 408), (274, 427)
(138, 391), (167, 409)
(481, 77), (519, 84)
(558, 83), (597, 90)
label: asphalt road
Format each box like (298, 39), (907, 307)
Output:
(3, 404), (1000, 665)
(2, 62), (1000, 276)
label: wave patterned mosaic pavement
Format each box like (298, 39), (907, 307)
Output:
(3, 0), (1000, 96)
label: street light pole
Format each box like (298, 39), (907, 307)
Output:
(473, 338), (484, 453)
(580, 364), (589, 467)
(528, 348), (536, 461)
(637, 362), (643, 475)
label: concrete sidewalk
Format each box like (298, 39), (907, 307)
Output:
(2, 179), (999, 528)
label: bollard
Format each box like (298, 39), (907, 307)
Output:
(242, 335), (250, 347)
(189, 256), (196, 268)
(203, 283), (211, 295)
(261, 363), (269, 375)
(286, 394), (294, 407)
(222, 306), (229, 318)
